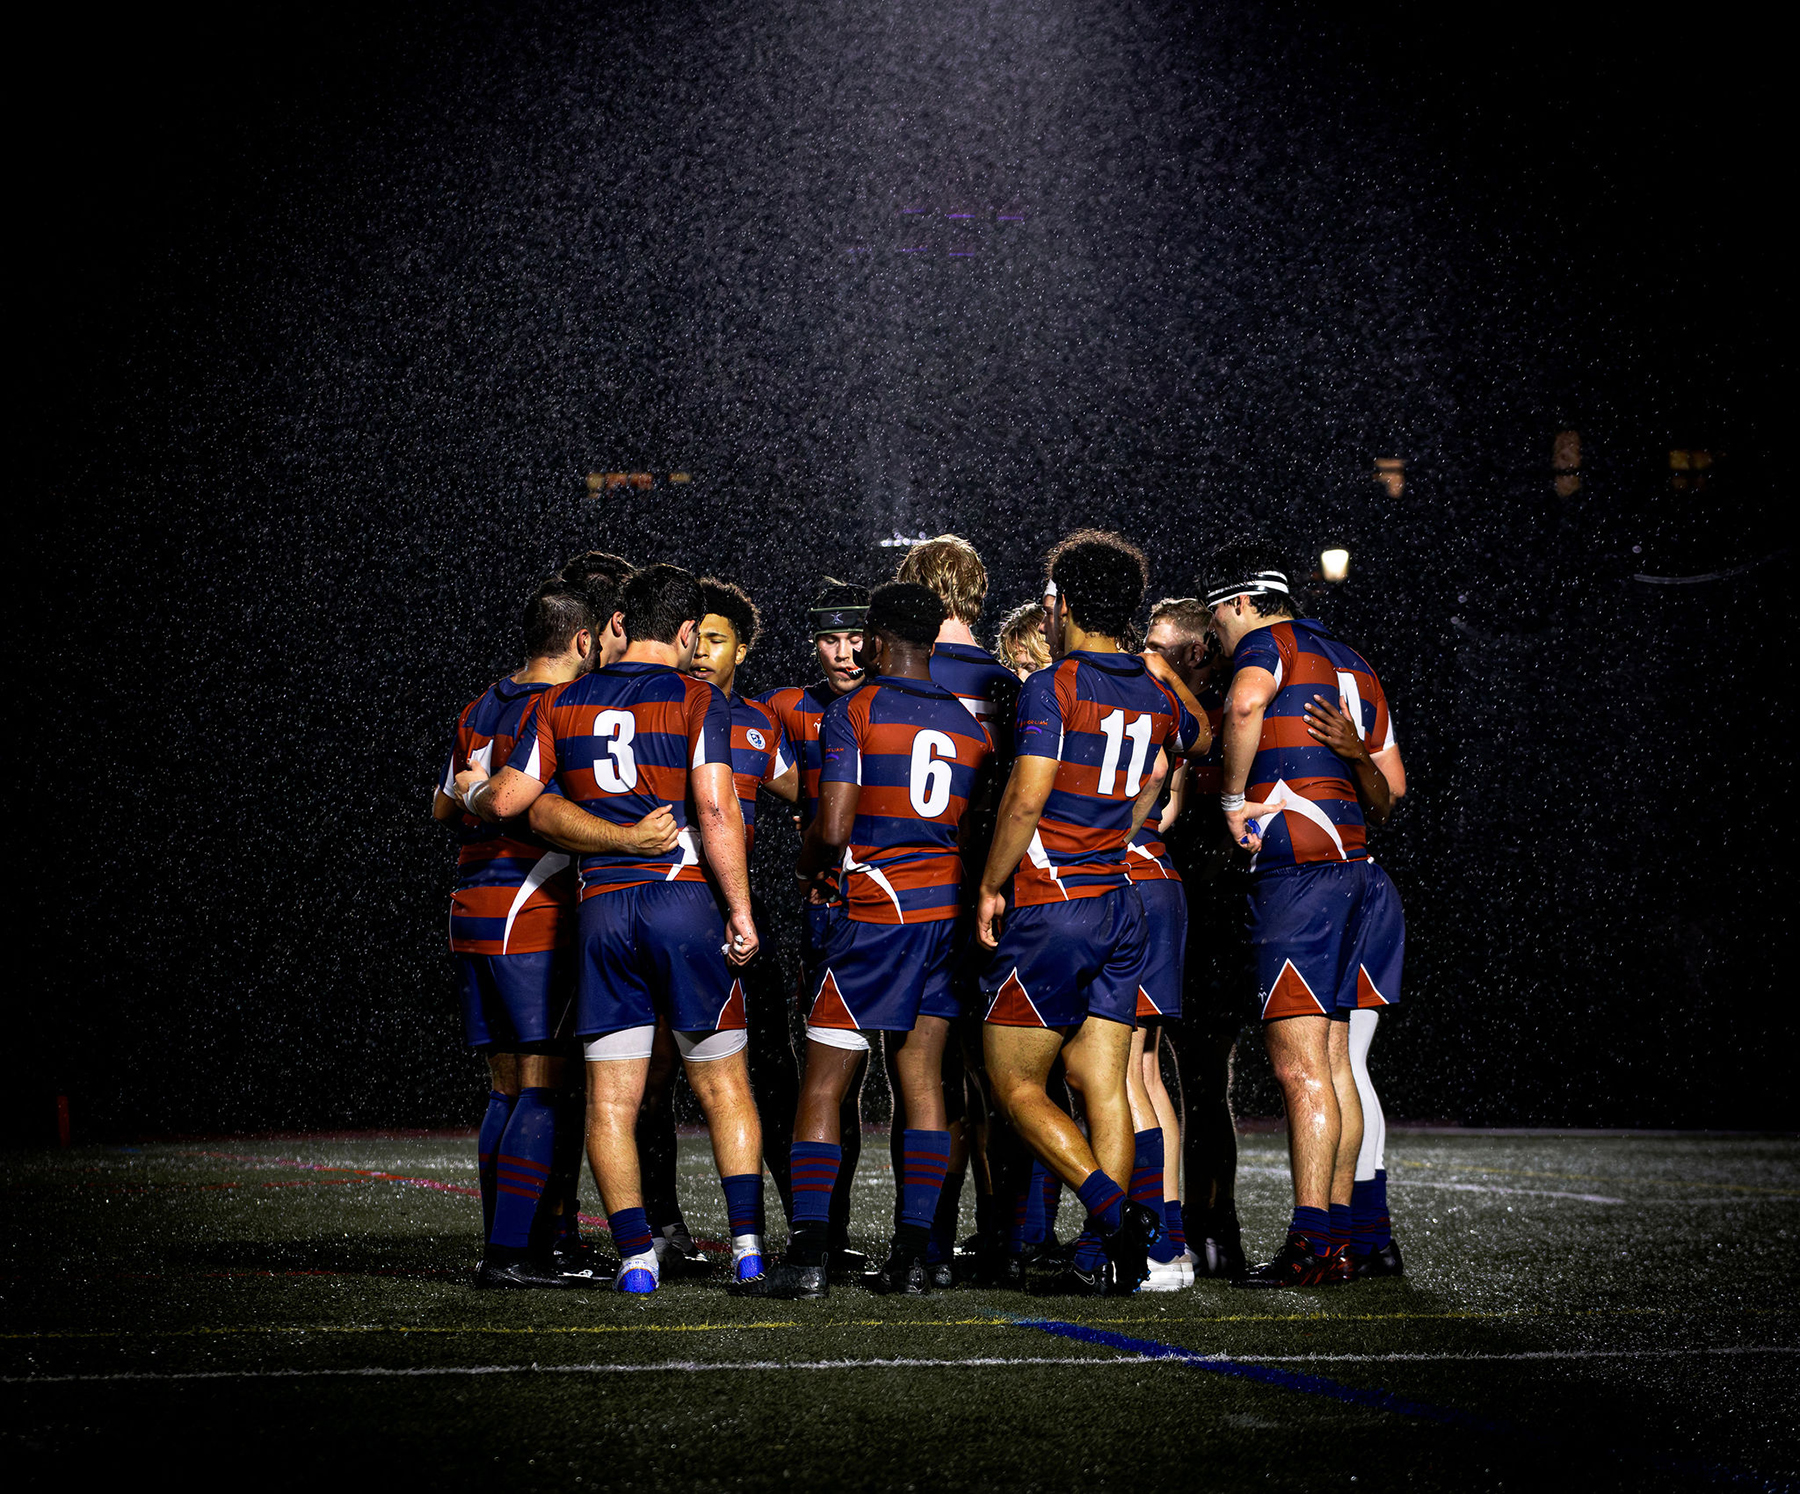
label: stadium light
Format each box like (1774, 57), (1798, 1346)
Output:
(878, 531), (935, 548)
(1320, 547), (1351, 583)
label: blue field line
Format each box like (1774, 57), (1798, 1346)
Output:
(1008, 1315), (1793, 1492)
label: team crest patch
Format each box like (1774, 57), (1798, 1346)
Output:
(746, 729), (767, 750)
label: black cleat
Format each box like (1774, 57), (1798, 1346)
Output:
(927, 1258), (957, 1291)
(1033, 1262), (1109, 1296)
(1101, 1204), (1158, 1295)
(1351, 1238), (1405, 1279)
(1018, 1235), (1066, 1269)
(656, 1224), (717, 1279)
(1232, 1233), (1336, 1290)
(827, 1248), (870, 1282)
(474, 1255), (606, 1291)
(551, 1233), (599, 1275)
(728, 1254), (830, 1300)
(869, 1243), (931, 1296)
(1197, 1231), (1248, 1281)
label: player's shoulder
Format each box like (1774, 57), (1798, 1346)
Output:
(735, 692), (780, 731)
(1232, 621), (1289, 668)
(756, 684), (802, 712)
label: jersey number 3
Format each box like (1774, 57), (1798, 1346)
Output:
(592, 709), (639, 792)
(909, 731), (957, 817)
(1097, 709), (1153, 797)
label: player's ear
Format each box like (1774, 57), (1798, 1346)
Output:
(734, 642), (748, 667)
(575, 628), (594, 660)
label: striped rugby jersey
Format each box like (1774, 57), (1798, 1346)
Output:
(818, 676), (995, 924)
(1230, 618), (1396, 873)
(928, 641), (1020, 751)
(727, 690), (792, 859)
(756, 681), (840, 827)
(441, 677), (575, 955)
(1126, 798), (1180, 883)
(1011, 651), (1201, 907)
(508, 661), (732, 898)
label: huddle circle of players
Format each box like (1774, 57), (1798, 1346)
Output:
(437, 531), (1409, 1297)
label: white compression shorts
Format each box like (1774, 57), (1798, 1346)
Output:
(805, 1024), (871, 1053)
(1348, 1007), (1385, 1181)
(583, 1026), (748, 1063)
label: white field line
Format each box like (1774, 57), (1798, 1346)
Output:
(7, 1346), (1796, 1386)
(1237, 1164), (1624, 1204)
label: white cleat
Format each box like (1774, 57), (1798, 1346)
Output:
(614, 1248), (661, 1295)
(1141, 1255), (1189, 1293)
(732, 1232), (767, 1282)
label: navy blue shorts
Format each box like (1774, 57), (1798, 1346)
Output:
(808, 915), (961, 1033)
(575, 883), (747, 1037)
(800, 900), (836, 987)
(1132, 878), (1188, 1022)
(981, 888), (1147, 1029)
(457, 951), (575, 1051)
(1247, 859), (1405, 1021)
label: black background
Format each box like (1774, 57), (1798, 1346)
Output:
(14, 1), (1792, 1135)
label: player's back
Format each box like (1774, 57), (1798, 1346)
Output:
(928, 641), (1019, 748)
(1233, 618), (1393, 870)
(444, 677), (573, 954)
(822, 677), (993, 925)
(757, 682), (837, 825)
(511, 661), (729, 894)
(1013, 651), (1197, 906)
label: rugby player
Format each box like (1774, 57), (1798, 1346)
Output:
(436, 581), (626, 1289)
(977, 531), (1208, 1295)
(456, 564), (767, 1294)
(1301, 688), (1408, 1277)
(1201, 540), (1405, 1289)
(758, 579), (873, 1271)
(995, 602), (1051, 681)
(896, 536), (1020, 1281)
(560, 551), (634, 660)
(733, 583), (994, 1298)
(1143, 597), (1251, 1280)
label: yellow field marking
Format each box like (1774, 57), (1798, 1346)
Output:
(5, 1305), (1791, 1342)
(1396, 1158), (1800, 1197)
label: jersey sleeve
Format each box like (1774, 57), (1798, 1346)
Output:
(1013, 668), (1064, 761)
(1233, 629), (1282, 680)
(818, 696), (861, 786)
(1365, 672), (1397, 753)
(506, 697), (558, 784)
(690, 682), (733, 769)
(1153, 678), (1202, 753)
(770, 717), (795, 780)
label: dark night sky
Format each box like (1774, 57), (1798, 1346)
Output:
(14, 1), (1793, 1135)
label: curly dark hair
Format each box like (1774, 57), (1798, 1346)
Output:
(1045, 529), (1150, 639)
(1199, 539), (1298, 619)
(865, 581), (946, 649)
(697, 577), (762, 652)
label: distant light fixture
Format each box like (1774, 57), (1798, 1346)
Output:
(878, 531), (935, 549)
(1669, 449), (1715, 494)
(668, 472), (692, 485)
(1374, 457), (1405, 498)
(1553, 430), (1582, 498)
(1320, 548), (1351, 583)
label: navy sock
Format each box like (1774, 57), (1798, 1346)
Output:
(477, 1090), (515, 1243)
(1076, 1170), (1125, 1235)
(1165, 1198), (1187, 1253)
(609, 1205), (654, 1259)
(1071, 1228), (1106, 1272)
(790, 1142), (841, 1227)
(1023, 1158), (1056, 1243)
(899, 1129), (951, 1232)
(721, 1173), (764, 1239)
(1038, 1162), (1062, 1237)
(1329, 1203), (1352, 1252)
(1372, 1169), (1393, 1249)
(489, 1087), (557, 1250)
(927, 1165), (965, 1264)
(1130, 1129), (1177, 1261)
(1349, 1177), (1379, 1257)
(1289, 1205), (1334, 1257)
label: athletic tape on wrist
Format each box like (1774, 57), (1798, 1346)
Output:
(1220, 792), (1246, 812)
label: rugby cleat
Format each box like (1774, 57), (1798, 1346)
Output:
(614, 1249), (661, 1295)
(1101, 1203), (1160, 1295)
(474, 1255), (599, 1291)
(1351, 1238), (1405, 1280)
(1231, 1233), (1337, 1289)
(653, 1222), (716, 1279)
(731, 1233), (766, 1284)
(1196, 1230), (1248, 1281)
(1033, 1262), (1109, 1296)
(928, 1258), (957, 1291)
(550, 1231), (600, 1276)
(727, 1253), (830, 1300)
(868, 1242), (930, 1296)
(827, 1247), (871, 1282)
(1175, 1249), (1197, 1288)
(1140, 1254), (1188, 1293)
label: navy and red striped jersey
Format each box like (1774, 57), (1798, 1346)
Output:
(1230, 619), (1396, 873)
(818, 676), (994, 924)
(1011, 651), (1201, 906)
(1182, 684), (1228, 796)
(727, 690), (792, 858)
(928, 641), (1019, 752)
(756, 681), (841, 827)
(1126, 799), (1180, 883)
(441, 677), (575, 954)
(508, 661), (732, 898)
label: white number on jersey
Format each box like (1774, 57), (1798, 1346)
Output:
(1096, 709), (1154, 797)
(909, 730), (957, 818)
(592, 709), (639, 792)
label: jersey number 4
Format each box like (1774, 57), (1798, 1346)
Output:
(909, 730), (957, 818)
(1097, 710), (1153, 797)
(592, 709), (639, 792)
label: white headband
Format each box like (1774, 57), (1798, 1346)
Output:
(1205, 571), (1290, 608)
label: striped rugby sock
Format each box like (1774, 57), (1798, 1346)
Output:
(899, 1129), (952, 1232)
(790, 1141), (842, 1227)
(477, 1090), (515, 1243)
(489, 1087), (557, 1250)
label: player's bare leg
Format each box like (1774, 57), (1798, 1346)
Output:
(1237, 1014), (1343, 1289)
(585, 1056), (652, 1217)
(683, 1049), (763, 1180)
(1326, 1016), (1363, 1279)
(1126, 1022), (1185, 1289)
(873, 1016), (954, 1294)
(635, 1021), (706, 1273)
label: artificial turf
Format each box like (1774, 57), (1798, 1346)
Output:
(3, 1131), (1795, 1491)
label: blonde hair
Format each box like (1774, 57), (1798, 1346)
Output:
(1149, 596), (1212, 643)
(896, 535), (988, 624)
(994, 602), (1051, 674)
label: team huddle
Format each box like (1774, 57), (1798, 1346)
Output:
(435, 531), (1409, 1296)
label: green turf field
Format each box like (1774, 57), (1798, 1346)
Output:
(4, 1131), (1796, 1491)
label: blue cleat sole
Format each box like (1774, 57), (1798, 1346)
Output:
(615, 1267), (658, 1294)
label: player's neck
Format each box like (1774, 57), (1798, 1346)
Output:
(623, 640), (683, 668)
(514, 652), (583, 686)
(934, 619), (979, 647)
(1062, 620), (1122, 656)
(881, 645), (934, 682)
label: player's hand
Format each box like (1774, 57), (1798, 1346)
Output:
(452, 763), (490, 810)
(1224, 798), (1280, 853)
(976, 887), (1007, 950)
(722, 907), (759, 967)
(1303, 694), (1369, 762)
(625, 805), (680, 855)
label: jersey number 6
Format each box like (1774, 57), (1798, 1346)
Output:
(592, 709), (639, 792)
(909, 730), (957, 818)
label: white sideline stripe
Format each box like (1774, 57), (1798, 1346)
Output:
(7, 1346), (1796, 1385)
(1237, 1164), (1624, 1204)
